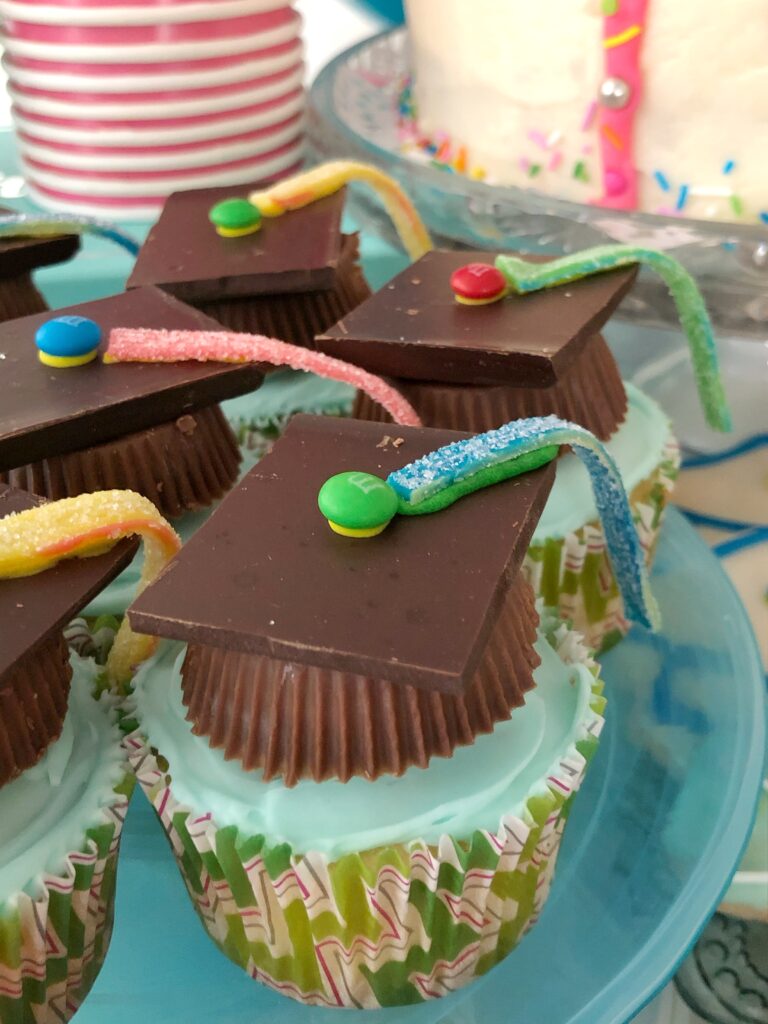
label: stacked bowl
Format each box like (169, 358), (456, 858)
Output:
(0, 0), (306, 217)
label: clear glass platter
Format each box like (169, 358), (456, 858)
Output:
(76, 510), (766, 1024)
(308, 28), (768, 340)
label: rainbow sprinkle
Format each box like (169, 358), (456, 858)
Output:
(722, 159), (736, 175)
(603, 24), (642, 48)
(581, 101), (598, 132)
(654, 171), (671, 192)
(573, 161), (590, 183)
(601, 124), (624, 151)
(676, 184), (690, 212)
(759, 212), (768, 225)
(730, 195), (744, 217)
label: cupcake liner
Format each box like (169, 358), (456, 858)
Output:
(127, 617), (605, 1008)
(0, 756), (134, 1024)
(525, 433), (680, 651)
(352, 333), (628, 442)
(1, 403), (242, 519)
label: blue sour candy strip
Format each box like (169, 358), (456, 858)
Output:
(387, 415), (660, 631)
(0, 213), (140, 256)
(495, 246), (731, 434)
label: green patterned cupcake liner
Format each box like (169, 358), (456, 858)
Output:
(526, 433), (680, 652)
(0, 763), (134, 1024)
(126, 617), (606, 1009)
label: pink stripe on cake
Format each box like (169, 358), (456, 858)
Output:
(598, 0), (650, 210)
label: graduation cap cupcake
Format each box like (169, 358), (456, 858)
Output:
(0, 287), (265, 518)
(0, 483), (178, 1022)
(0, 207), (79, 321)
(123, 413), (656, 1008)
(126, 161), (430, 349)
(317, 244), (731, 648)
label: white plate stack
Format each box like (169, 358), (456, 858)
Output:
(0, 0), (306, 217)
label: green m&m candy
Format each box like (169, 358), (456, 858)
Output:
(318, 472), (399, 538)
(208, 197), (262, 238)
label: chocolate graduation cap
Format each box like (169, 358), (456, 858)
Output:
(316, 249), (636, 440)
(129, 415), (556, 785)
(0, 484), (135, 787)
(0, 208), (79, 322)
(0, 287), (264, 517)
(127, 184), (371, 346)
(130, 410), (657, 786)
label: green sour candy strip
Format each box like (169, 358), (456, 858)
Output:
(495, 246), (732, 434)
(397, 446), (559, 517)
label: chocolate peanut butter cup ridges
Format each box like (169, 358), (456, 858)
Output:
(182, 573), (539, 784)
(3, 405), (241, 520)
(0, 632), (71, 787)
(354, 332), (627, 439)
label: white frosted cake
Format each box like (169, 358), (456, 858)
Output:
(403, 0), (768, 224)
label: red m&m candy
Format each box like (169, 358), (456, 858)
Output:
(450, 262), (508, 305)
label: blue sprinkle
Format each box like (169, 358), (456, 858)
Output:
(653, 170), (671, 192)
(722, 159), (736, 175)
(387, 416), (660, 632)
(759, 212), (768, 225)
(676, 184), (689, 211)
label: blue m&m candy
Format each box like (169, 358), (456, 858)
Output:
(35, 316), (101, 368)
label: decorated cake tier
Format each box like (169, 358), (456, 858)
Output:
(404, 0), (768, 225)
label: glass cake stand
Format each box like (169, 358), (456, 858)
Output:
(75, 510), (766, 1024)
(308, 28), (768, 342)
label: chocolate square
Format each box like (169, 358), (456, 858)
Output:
(0, 206), (79, 280)
(0, 286), (264, 472)
(316, 250), (638, 387)
(127, 184), (346, 303)
(129, 415), (555, 694)
(0, 484), (136, 682)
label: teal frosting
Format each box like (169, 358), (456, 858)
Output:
(534, 382), (671, 541)
(0, 655), (125, 904)
(133, 628), (593, 859)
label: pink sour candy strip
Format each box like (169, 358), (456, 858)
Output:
(106, 328), (422, 428)
(599, 0), (650, 211)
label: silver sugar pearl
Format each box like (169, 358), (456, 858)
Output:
(599, 77), (631, 109)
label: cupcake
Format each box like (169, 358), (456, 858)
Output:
(316, 246), (730, 649)
(0, 287), (264, 519)
(0, 483), (176, 1022)
(124, 414), (655, 1007)
(0, 207), (79, 321)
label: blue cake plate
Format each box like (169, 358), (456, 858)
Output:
(76, 509), (765, 1024)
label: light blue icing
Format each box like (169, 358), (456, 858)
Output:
(133, 630), (593, 859)
(534, 382), (671, 541)
(0, 655), (125, 905)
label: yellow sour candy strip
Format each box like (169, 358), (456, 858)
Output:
(248, 160), (433, 262)
(0, 490), (181, 691)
